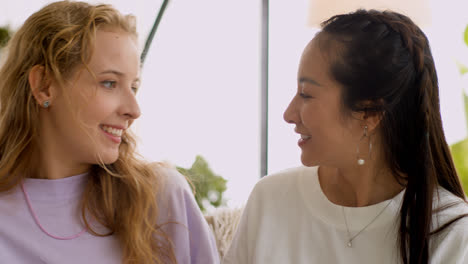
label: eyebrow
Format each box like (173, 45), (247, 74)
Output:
(298, 77), (321, 86)
(99, 70), (140, 83)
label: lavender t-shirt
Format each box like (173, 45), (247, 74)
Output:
(0, 167), (219, 263)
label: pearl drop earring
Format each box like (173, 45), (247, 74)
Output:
(356, 125), (372, 165)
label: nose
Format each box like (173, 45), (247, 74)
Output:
(283, 96), (298, 125)
(120, 89), (141, 120)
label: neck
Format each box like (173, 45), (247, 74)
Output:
(33, 162), (90, 180)
(31, 143), (90, 180)
(33, 115), (91, 180)
(319, 162), (404, 207)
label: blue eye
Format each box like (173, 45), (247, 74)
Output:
(101, 80), (116, 88)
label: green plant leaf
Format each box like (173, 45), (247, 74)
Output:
(0, 26), (11, 47)
(465, 24), (468, 47)
(176, 155), (227, 212)
(456, 61), (468, 75)
(461, 65), (468, 75)
(451, 138), (468, 194)
(462, 67), (468, 75)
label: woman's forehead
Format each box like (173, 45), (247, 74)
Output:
(298, 39), (330, 78)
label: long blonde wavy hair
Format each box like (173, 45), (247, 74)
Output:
(0, 1), (176, 263)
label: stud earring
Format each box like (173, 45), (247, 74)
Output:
(43, 101), (50, 108)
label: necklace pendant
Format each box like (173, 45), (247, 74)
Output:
(347, 241), (352, 247)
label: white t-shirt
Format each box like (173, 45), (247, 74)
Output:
(223, 166), (468, 264)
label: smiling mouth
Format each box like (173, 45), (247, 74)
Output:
(100, 125), (123, 137)
(298, 134), (311, 147)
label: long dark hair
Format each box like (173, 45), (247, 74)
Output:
(317, 9), (466, 263)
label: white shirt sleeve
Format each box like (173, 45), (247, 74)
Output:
(223, 181), (267, 264)
(430, 218), (468, 263)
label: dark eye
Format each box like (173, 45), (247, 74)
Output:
(299, 93), (313, 99)
(101, 80), (116, 88)
(131, 86), (138, 94)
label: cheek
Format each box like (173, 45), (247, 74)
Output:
(302, 106), (347, 143)
(300, 103), (331, 131)
(81, 96), (116, 124)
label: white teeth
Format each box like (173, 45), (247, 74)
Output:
(102, 125), (123, 137)
(301, 134), (311, 140)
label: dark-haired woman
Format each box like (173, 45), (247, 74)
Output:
(224, 9), (468, 264)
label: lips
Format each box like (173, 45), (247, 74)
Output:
(295, 130), (311, 147)
(99, 124), (126, 144)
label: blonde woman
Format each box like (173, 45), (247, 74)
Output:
(0, 1), (219, 263)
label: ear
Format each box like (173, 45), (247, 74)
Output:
(362, 110), (383, 134)
(350, 99), (384, 134)
(29, 65), (56, 108)
(351, 109), (383, 135)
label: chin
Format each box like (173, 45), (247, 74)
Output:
(98, 152), (120, 165)
(300, 153), (319, 167)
